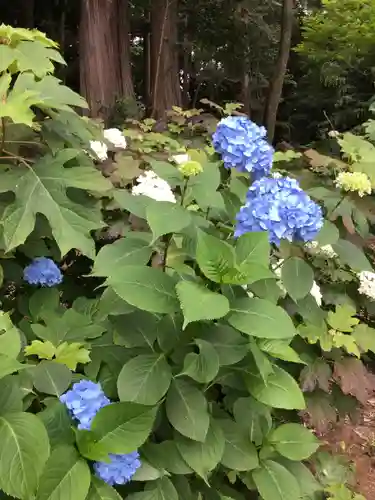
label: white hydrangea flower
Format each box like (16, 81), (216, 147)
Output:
(104, 128), (127, 149)
(358, 271), (375, 300)
(172, 153), (190, 165)
(272, 171), (283, 179)
(335, 171), (372, 197)
(305, 241), (337, 259)
(132, 170), (176, 203)
(89, 140), (108, 161)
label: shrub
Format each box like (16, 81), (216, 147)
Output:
(0, 24), (373, 500)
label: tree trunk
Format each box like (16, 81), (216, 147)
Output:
(263, 0), (294, 142)
(150, 0), (181, 118)
(80, 0), (135, 119)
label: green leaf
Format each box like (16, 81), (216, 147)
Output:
(327, 304), (359, 332)
(92, 237), (153, 277)
(227, 298), (296, 339)
(166, 379), (209, 442)
(25, 340), (56, 360)
(107, 266), (179, 314)
(146, 202), (191, 241)
(316, 220), (339, 246)
(38, 401), (75, 448)
(218, 419), (259, 471)
(199, 324), (247, 366)
(249, 343), (274, 383)
(0, 354), (26, 379)
(257, 339), (305, 364)
(54, 342), (91, 370)
(269, 423), (320, 460)
(88, 402), (157, 455)
(128, 477), (178, 500)
(176, 419), (225, 481)
(36, 445), (90, 500)
(233, 397), (272, 446)
(113, 311), (158, 349)
(181, 339), (220, 383)
(196, 231), (235, 283)
(132, 460), (163, 481)
(333, 239), (373, 272)
(0, 412), (50, 499)
(235, 232), (270, 268)
(32, 360), (72, 396)
(142, 441), (193, 475)
(87, 477), (122, 500)
(245, 365), (305, 410)
(281, 258), (314, 301)
(0, 323), (21, 358)
(176, 281), (230, 329)
(0, 376), (23, 414)
(278, 459), (322, 498)
(0, 155), (110, 257)
(353, 324), (375, 353)
(117, 354), (172, 405)
(190, 161), (221, 210)
(252, 460), (301, 500)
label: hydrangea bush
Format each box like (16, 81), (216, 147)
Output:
(0, 25), (373, 500)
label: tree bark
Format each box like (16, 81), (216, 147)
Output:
(263, 0), (295, 142)
(150, 0), (181, 118)
(80, 0), (135, 119)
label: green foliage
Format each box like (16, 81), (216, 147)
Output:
(0, 24), (374, 500)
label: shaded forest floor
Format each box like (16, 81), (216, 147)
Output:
(322, 399), (375, 499)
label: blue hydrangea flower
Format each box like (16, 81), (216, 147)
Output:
(60, 380), (110, 430)
(235, 176), (323, 245)
(23, 257), (62, 287)
(212, 116), (274, 178)
(94, 452), (141, 486)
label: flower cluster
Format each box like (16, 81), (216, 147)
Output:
(335, 171), (372, 197)
(132, 170), (176, 202)
(305, 240), (338, 259)
(104, 128), (127, 150)
(358, 271), (375, 300)
(235, 177), (323, 245)
(90, 128), (127, 161)
(23, 257), (62, 287)
(60, 380), (141, 485)
(212, 116), (274, 179)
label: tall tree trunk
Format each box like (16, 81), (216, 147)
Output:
(263, 0), (294, 142)
(150, 0), (181, 118)
(80, 0), (135, 119)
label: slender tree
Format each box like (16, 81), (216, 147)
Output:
(79, 0), (135, 119)
(150, 0), (181, 118)
(263, 0), (295, 141)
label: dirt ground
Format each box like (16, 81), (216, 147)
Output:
(321, 398), (375, 499)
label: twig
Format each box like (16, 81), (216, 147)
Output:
(1, 118), (5, 152)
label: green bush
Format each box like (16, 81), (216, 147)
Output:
(0, 24), (372, 500)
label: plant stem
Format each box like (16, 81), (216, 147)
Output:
(1, 118), (5, 152)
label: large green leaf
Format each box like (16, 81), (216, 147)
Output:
(235, 232), (270, 268)
(0, 155), (111, 257)
(36, 445), (90, 500)
(196, 230), (235, 283)
(142, 440), (193, 475)
(0, 323), (21, 358)
(176, 419), (225, 481)
(127, 477), (178, 500)
(252, 460), (300, 500)
(190, 161), (221, 210)
(269, 423), (320, 460)
(88, 402), (157, 455)
(176, 281), (230, 329)
(92, 237), (153, 277)
(0, 412), (50, 499)
(87, 477), (122, 500)
(199, 324), (247, 366)
(218, 419), (259, 471)
(32, 360), (72, 396)
(106, 266), (179, 314)
(38, 401), (75, 448)
(245, 365), (305, 410)
(166, 379), (209, 442)
(146, 202), (191, 241)
(333, 239), (373, 271)
(233, 397), (272, 446)
(278, 459), (322, 498)
(117, 354), (172, 405)
(181, 339), (220, 383)
(0, 376), (23, 414)
(0, 354), (25, 380)
(227, 298), (296, 339)
(281, 258), (314, 302)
